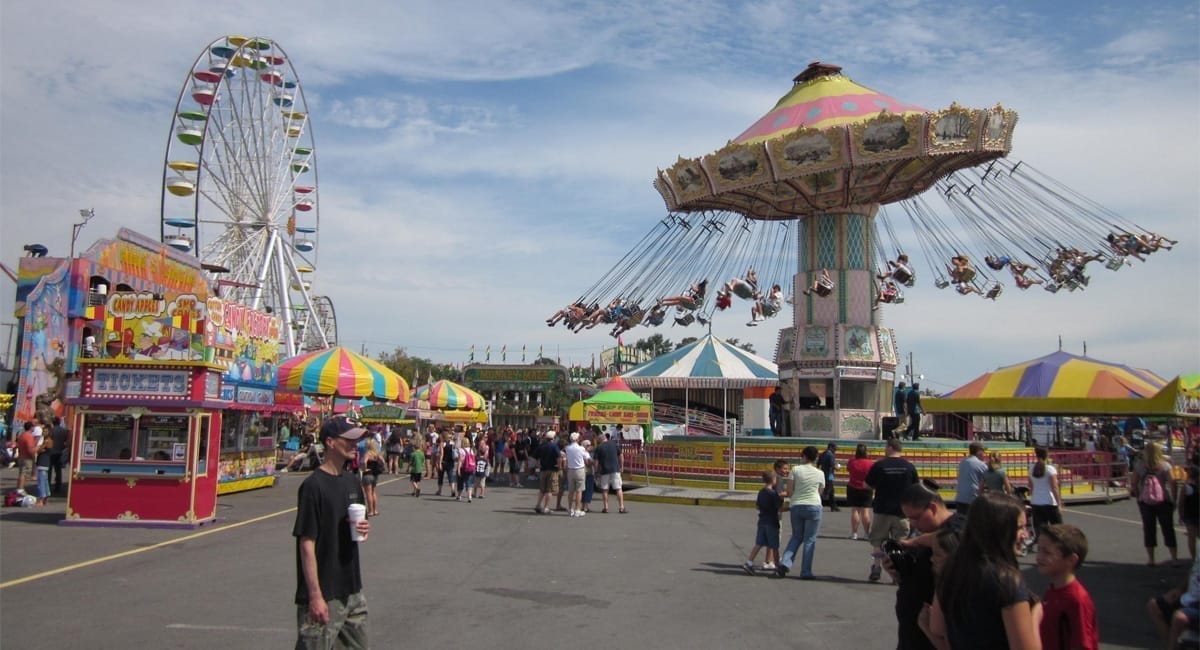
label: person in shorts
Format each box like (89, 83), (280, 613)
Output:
(595, 431), (627, 513)
(408, 440), (425, 497)
(865, 437), (919, 582)
(534, 431), (562, 513)
(744, 470), (784, 574)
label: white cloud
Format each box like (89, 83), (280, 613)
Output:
(2, 0), (1197, 384)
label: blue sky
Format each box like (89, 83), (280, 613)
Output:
(1, 0), (1197, 393)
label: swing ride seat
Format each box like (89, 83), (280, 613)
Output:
(674, 313), (696, 326)
(729, 279), (757, 300)
(1105, 256), (1126, 271)
(934, 278), (951, 289)
(814, 283), (833, 298)
(893, 294), (905, 304)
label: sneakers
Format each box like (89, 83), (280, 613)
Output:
(850, 533), (859, 541)
(743, 562), (756, 576)
(762, 562), (776, 571)
(869, 565), (882, 582)
(775, 563), (789, 578)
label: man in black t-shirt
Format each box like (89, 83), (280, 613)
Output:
(887, 481), (963, 650)
(534, 430), (562, 513)
(865, 437), (919, 582)
(293, 416), (371, 648)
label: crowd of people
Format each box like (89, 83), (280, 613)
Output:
(738, 437), (1200, 649)
(4, 414), (70, 506)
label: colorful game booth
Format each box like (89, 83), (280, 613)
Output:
(13, 229), (299, 527)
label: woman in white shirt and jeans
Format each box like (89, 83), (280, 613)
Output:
(777, 446), (825, 579)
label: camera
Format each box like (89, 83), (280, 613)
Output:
(882, 538), (919, 579)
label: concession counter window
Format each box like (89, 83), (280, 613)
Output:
(82, 413), (189, 462)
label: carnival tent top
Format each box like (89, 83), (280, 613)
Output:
(621, 334), (778, 389)
(924, 350), (1173, 416)
(277, 346), (410, 401)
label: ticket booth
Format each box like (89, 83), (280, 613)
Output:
(62, 359), (228, 528)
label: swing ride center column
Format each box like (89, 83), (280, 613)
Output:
(785, 205), (897, 439)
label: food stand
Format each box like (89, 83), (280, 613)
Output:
(64, 359), (226, 528)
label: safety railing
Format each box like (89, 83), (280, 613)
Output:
(619, 440), (1127, 501)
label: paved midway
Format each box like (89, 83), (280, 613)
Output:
(0, 470), (1188, 649)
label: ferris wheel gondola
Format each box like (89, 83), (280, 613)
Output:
(158, 35), (333, 356)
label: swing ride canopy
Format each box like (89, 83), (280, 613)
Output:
(621, 334), (778, 390)
(922, 350), (1191, 416)
(277, 346), (409, 401)
(654, 62), (1017, 221)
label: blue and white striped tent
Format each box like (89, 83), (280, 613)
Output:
(622, 334), (778, 390)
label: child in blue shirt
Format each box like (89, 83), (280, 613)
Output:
(744, 470), (785, 575)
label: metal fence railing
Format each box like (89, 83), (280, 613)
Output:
(619, 441), (1130, 501)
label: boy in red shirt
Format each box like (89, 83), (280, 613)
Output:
(1036, 523), (1099, 650)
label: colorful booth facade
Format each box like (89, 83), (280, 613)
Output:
(11, 228), (295, 526)
(64, 360), (226, 527)
(13, 228), (211, 427)
(210, 299), (298, 494)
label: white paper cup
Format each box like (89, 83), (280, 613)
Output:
(347, 503), (366, 542)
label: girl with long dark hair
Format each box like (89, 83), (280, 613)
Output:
(925, 492), (1041, 649)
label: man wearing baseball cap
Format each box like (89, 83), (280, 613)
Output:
(534, 430), (563, 514)
(293, 415), (372, 648)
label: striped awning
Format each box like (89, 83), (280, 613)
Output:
(622, 334), (778, 389)
(412, 379), (486, 410)
(277, 346), (409, 401)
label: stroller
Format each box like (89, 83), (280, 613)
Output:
(1012, 486), (1037, 556)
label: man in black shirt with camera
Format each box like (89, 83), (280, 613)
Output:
(885, 481), (963, 650)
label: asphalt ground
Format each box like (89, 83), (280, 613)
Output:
(0, 469), (1191, 649)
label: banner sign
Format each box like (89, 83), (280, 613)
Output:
(583, 403), (651, 425)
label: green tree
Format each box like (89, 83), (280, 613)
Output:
(676, 336), (698, 350)
(724, 338), (755, 354)
(634, 334), (673, 357)
(374, 348), (458, 387)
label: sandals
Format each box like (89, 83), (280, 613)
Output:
(601, 508), (609, 513)
(619, 508), (628, 514)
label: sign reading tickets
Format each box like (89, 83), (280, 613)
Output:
(93, 369), (191, 397)
(583, 403), (652, 425)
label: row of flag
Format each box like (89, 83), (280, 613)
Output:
(468, 344), (550, 363)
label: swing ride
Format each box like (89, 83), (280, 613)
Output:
(159, 35), (337, 357)
(548, 63), (1175, 339)
(548, 61), (1176, 438)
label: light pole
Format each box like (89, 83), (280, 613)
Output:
(70, 208), (94, 259)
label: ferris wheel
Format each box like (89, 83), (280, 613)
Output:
(159, 35), (335, 357)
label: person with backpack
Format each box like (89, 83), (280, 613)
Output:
(1130, 441), (1179, 567)
(1028, 446), (1062, 545)
(456, 433), (476, 502)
